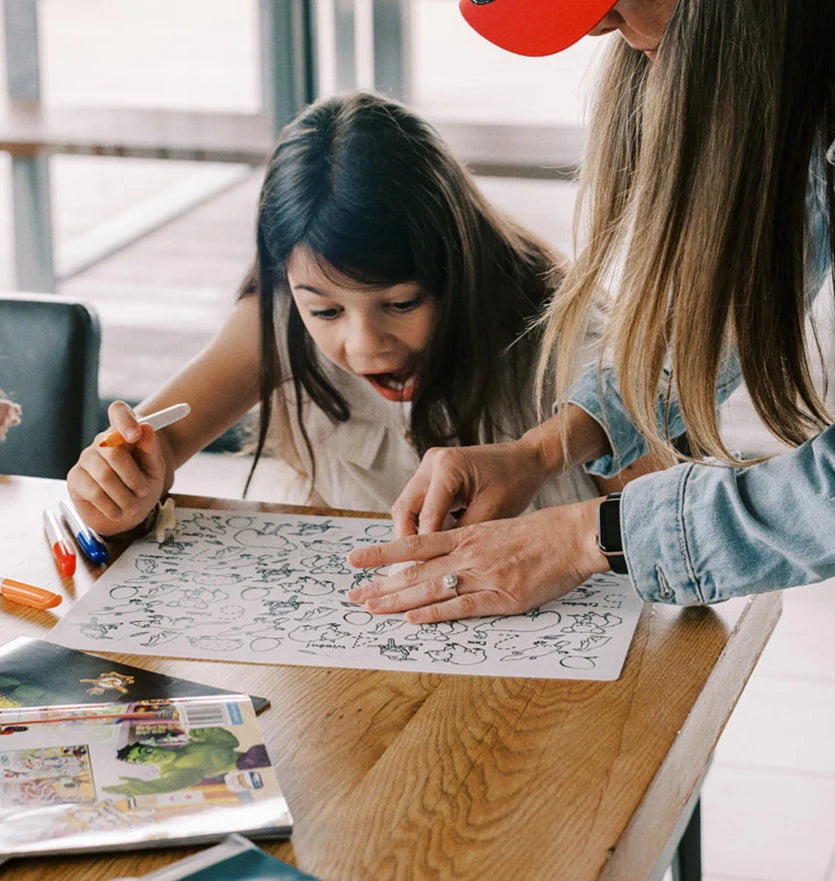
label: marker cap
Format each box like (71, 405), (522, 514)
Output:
(459, 0), (617, 57)
(0, 578), (62, 610)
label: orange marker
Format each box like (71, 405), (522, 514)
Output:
(43, 509), (76, 577)
(0, 578), (62, 610)
(99, 403), (190, 448)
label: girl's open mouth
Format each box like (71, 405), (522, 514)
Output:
(363, 369), (416, 402)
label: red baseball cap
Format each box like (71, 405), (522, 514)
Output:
(459, 0), (618, 57)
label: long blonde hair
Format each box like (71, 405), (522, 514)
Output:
(538, 0), (835, 465)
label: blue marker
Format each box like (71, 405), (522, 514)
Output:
(59, 500), (109, 565)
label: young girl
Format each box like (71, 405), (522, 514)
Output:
(347, 0), (835, 622)
(69, 92), (647, 537)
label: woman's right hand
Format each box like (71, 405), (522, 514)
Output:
(67, 401), (168, 536)
(391, 404), (611, 538)
(391, 435), (553, 538)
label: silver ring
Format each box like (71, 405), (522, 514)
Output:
(442, 572), (459, 594)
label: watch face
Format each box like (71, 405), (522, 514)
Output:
(597, 497), (622, 555)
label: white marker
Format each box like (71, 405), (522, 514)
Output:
(98, 403), (191, 448)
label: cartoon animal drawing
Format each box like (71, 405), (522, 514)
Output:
(425, 643), (486, 666)
(377, 638), (417, 662)
(277, 576), (335, 597)
(300, 553), (351, 576)
(561, 612), (622, 635)
(233, 526), (296, 555)
(79, 618), (120, 640)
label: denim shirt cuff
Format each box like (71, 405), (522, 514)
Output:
(621, 464), (705, 606)
(567, 369), (649, 478)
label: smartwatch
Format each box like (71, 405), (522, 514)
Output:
(597, 491), (628, 575)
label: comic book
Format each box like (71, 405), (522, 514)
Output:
(0, 637), (269, 713)
(0, 694), (292, 859)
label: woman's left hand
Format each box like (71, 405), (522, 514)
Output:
(346, 498), (610, 623)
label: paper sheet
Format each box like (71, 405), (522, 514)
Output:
(48, 509), (643, 681)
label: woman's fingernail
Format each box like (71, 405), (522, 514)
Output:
(365, 599), (381, 612)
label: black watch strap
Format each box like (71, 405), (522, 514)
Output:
(597, 491), (628, 575)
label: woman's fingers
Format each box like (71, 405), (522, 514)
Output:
(348, 502), (607, 623)
(347, 528), (459, 569)
(416, 452), (469, 534)
(390, 468), (430, 538)
(391, 447), (471, 538)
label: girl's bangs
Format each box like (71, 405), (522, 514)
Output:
(304, 211), (417, 289)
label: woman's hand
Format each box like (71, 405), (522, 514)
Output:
(391, 404), (611, 538)
(391, 437), (551, 538)
(67, 401), (169, 536)
(348, 498), (610, 623)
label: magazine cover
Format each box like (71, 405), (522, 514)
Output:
(0, 695), (292, 859)
(0, 637), (269, 713)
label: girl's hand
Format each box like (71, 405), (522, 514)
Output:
(67, 401), (168, 536)
(391, 436), (553, 538)
(348, 498), (610, 623)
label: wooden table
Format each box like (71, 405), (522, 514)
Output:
(0, 476), (782, 881)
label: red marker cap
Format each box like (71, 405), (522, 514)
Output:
(43, 509), (76, 578)
(459, 0), (617, 57)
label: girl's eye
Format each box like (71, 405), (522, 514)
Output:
(310, 307), (341, 320)
(387, 298), (422, 313)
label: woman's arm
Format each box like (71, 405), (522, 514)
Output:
(623, 422), (835, 603)
(350, 423), (835, 620)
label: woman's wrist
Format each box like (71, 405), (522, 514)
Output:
(518, 404), (611, 481)
(576, 497), (611, 578)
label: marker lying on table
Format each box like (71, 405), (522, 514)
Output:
(59, 500), (109, 565)
(98, 402), (191, 448)
(42, 509), (76, 577)
(0, 577), (62, 610)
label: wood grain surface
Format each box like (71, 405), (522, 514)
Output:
(0, 476), (781, 881)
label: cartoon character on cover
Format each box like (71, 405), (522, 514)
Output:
(104, 727), (243, 796)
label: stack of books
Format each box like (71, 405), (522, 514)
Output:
(0, 638), (293, 862)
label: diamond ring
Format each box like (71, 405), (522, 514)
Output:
(442, 573), (459, 594)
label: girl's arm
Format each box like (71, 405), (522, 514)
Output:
(68, 296), (262, 535)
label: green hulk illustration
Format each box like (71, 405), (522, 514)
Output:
(104, 727), (242, 797)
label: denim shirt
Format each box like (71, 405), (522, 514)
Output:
(568, 152), (834, 604)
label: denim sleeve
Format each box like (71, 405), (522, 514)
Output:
(621, 423), (835, 604)
(567, 355), (741, 478)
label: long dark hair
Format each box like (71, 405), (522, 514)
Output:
(242, 92), (561, 493)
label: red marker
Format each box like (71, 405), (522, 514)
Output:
(42, 509), (76, 577)
(0, 577), (62, 610)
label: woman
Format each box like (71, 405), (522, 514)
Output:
(347, 0), (835, 623)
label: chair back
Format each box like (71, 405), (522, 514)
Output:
(0, 293), (100, 479)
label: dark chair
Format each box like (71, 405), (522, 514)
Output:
(0, 292), (100, 479)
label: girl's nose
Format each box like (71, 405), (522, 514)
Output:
(345, 316), (389, 360)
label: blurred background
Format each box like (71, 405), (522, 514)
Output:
(1, 4), (834, 880)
